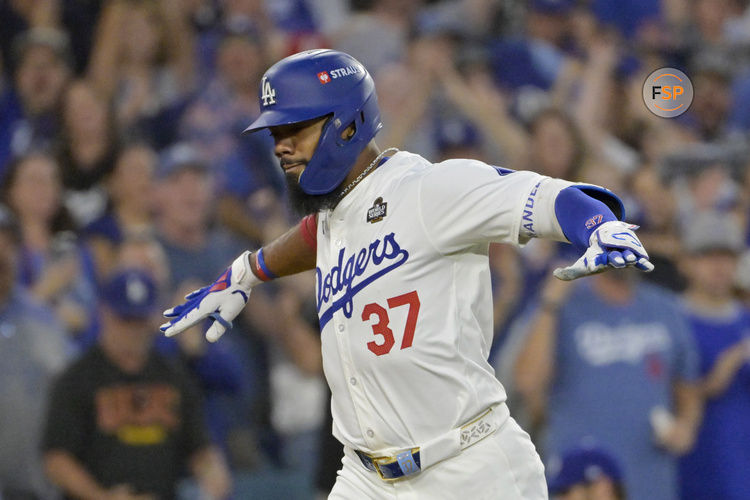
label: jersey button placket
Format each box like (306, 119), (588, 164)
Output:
(329, 217), (379, 450)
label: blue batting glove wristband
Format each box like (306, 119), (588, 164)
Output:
(553, 221), (654, 281)
(160, 251), (261, 342)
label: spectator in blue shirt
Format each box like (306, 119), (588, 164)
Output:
(678, 212), (750, 500)
(515, 270), (702, 500)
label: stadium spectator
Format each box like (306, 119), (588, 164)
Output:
(0, 1), (62, 73)
(627, 167), (687, 292)
(547, 444), (626, 500)
(42, 268), (232, 500)
(0, 204), (70, 500)
(1, 152), (98, 349)
(0, 28), (73, 179)
(0, 0), (103, 75)
(590, 0), (661, 42)
(515, 270), (702, 500)
(178, 28), (285, 245)
(179, 28), (269, 170)
(331, 0), (418, 76)
(153, 142), (242, 289)
(489, 0), (575, 102)
(87, 0), (196, 145)
(56, 78), (120, 228)
(678, 212), (750, 500)
(118, 232), (253, 457)
(83, 142), (158, 280)
(105, 231), (253, 468)
(678, 59), (737, 142)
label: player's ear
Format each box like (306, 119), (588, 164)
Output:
(341, 122), (357, 141)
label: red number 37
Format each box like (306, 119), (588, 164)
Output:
(362, 290), (420, 356)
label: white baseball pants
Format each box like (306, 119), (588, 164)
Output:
(328, 415), (547, 499)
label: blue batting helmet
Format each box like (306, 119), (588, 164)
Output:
(243, 49), (382, 195)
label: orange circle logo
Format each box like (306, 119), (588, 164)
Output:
(642, 68), (693, 118)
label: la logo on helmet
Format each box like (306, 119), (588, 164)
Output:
(261, 76), (276, 106)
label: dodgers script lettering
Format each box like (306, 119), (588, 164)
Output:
(316, 232), (408, 328)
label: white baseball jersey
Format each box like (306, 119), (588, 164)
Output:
(314, 151), (546, 454)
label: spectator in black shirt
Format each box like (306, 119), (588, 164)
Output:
(42, 269), (231, 500)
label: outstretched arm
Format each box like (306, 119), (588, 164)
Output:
(160, 215), (317, 341)
(517, 176), (654, 279)
(259, 214), (317, 278)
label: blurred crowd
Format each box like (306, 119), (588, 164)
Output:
(1, 0), (749, 499)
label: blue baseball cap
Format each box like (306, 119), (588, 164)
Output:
(548, 445), (624, 494)
(434, 117), (481, 153)
(102, 269), (159, 319)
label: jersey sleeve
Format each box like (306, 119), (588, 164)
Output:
(416, 160), (544, 254)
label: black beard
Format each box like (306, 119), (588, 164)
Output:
(285, 172), (342, 216)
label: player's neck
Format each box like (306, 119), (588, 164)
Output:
(338, 141), (382, 196)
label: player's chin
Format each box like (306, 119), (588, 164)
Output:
(283, 163), (306, 180)
(284, 172), (341, 216)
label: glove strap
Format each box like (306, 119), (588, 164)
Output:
(208, 312), (233, 330)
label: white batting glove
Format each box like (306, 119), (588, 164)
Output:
(553, 221), (654, 281)
(160, 251), (258, 342)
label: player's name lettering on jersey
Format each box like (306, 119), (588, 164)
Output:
(522, 181), (541, 236)
(316, 232), (409, 329)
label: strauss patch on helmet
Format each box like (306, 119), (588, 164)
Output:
(330, 65), (363, 78)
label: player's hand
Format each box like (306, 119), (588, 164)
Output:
(553, 221), (654, 281)
(160, 251), (256, 342)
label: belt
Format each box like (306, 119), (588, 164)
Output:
(354, 403), (509, 481)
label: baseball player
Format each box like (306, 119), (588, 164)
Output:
(160, 49), (653, 499)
